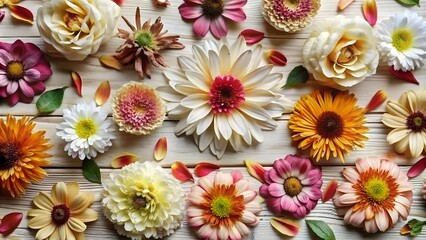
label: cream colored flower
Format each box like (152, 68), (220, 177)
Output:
(36, 0), (120, 61)
(303, 15), (379, 89)
(102, 162), (185, 239)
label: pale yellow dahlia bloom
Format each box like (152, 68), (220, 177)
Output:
(102, 161), (185, 239)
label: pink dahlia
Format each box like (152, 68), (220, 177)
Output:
(188, 171), (261, 240)
(333, 157), (414, 233)
(178, 0), (247, 39)
(259, 155), (322, 218)
(0, 40), (52, 106)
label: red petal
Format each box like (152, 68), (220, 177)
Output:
(244, 159), (265, 183)
(171, 161), (194, 182)
(389, 66), (419, 85)
(111, 153), (137, 168)
(194, 162), (220, 177)
(362, 0), (377, 26)
(113, 0), (125, 4)
(407, 157), (426, 178)
(266, 50), (287, 66)
(238, 29), (265, 45)
(0, 212), (23, 236)
(71, 71), (83, 97)
(270, 217), (300, 237)
(365, 90), (387, 112)
(153, 137), (167, 161)
(0, 11), (5, 23)
(8, 4), (33, 24)
(322, 179), (338, 203)
(94, 80), (111, 106)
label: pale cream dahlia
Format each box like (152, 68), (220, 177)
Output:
(382, 88), (426, 158)
(102, 161), (185, 239)
(158, 37), (294, 158)
(112, 82), (166, 135)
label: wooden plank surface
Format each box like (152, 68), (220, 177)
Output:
(0, 0), (425, 239)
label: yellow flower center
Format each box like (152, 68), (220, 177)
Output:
(391, 28), (414, 52)
(63, 11), (80, 31)
(6, 61), (25, 81)
(283, 0), (300, 10)
(135, 31), (156, 49)
(0, 142), (20, 170)
(364, 177), (390, 203)
(202, 0), (224, 17)
(211, 196), (232, 218)
(75, 119), (97, 139)
(283, 177), (302, 197)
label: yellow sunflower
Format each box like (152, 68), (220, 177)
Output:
(0, 115), (52, 197)
(288, 90), (368, 162)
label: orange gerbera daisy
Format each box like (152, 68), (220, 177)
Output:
(288, 90), (368, 162)
(0, 115), (52, 197)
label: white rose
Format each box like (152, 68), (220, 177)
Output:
(36, 0), (120, 61)
(302, 15), (379, 88)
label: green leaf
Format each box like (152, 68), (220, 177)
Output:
(284, 65), (309, 88)
(306, 220), (336, 240)
(408, 219), (426, 236)
(82, 159), (102, 184)
(395, 0), (420, 6)
(36, 87), (68, 114)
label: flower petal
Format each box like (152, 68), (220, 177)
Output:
(238, 29), (265, 45)
(210, 16), (228, 39)
(407, 157), (426, 178)
(0, 11), (5, 23)
(388, 66), (419, 85)
(322, 179), (338, 203)
(111, 153), (138, 168)
(222, 8), (246, 22)
(337, 0), (355, 11)
(244, 159), (265, 183)
(171, 161), (194, 182)
(8, 4), (33, 24)
(193, 15), (210, 37)
(365, 90), (387, 112)
(270, 217), (300, 237)
(154, 137), (167, 161)
(0, 212), (23, 236)
(194, 162), (220, 177)
(362, 0), (377, 26)
(99, 55), (122, 70)
(94, 80), (110, 106)
(265, 50), (287, 66)
(71, 71), (83, 97)
(178, 3), (202, 19)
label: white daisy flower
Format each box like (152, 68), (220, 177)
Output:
(57, 102), (115, 160)
(376, 10), (426, 71)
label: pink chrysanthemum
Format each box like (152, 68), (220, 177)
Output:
(259, 155), (322, 218)
(112, 82), (166, 135)
(178, 0), (247, 39)
(333, 157), (414, 233)
(188, 171), (261, 240)
(0, 40), (52, 106)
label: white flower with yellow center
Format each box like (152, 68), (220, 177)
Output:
(57, 102), (115, 160)
(102, 161), (185, 239)
(376, 10), (426, 71)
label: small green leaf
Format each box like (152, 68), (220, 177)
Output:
(306, 220), (336, 240)
(284, 65), (309, 88)
(36, 87), (68, 114)
(82, 159), (102, 184)
(408, 219), (426, 236)
(395, 0), (420, 6)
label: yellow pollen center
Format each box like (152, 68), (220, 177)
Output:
(283, 177), (302, 197)
(283, 0), (300, 10)
(75, 119), (97, 139)
(391, 28), (414, 52)
(6, 61), (24, 80)
(364, 178), (390, 203)
(134, 104), (146, 114)
(211, 196), (232, 218)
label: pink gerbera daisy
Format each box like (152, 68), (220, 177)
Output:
(178, 0), (247, 39)
(0, 40), (52, 106)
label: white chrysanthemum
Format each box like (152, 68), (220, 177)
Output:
(56, 101), (115, 160)
(102, 161), (185, 240)
(158, 37), (294, 159)
(376, 10), (426, 71)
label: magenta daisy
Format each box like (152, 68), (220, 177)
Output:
(0, 40), (52, 106)
(112, 81), (166, 135)
(259, 155), (322, 218)
(178, 0), (247, 39)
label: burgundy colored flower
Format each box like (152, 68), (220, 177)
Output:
(0, 40), (52, 106)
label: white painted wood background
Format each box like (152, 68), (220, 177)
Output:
(0, 0), (425, 239)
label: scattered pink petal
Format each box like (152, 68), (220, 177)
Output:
(0, 212), (23, 236)
(99, 55), (122, 70)
(231, 170), (243, 183)
(94, 80), (111, 106)
(8, 4), (33, 24)
(0, 11), (5, 23)
(71, 71), (83, 97)
(111, 153), (137, 168)
(266, 50), (287, 66)
(337, 0), (355, 11)
(113, 0), (125, 5)
(362, 0), (377, 26)
(322, 179), (338, 203)
(407, 157), (426, 178)
(244, 159), (265, 183)
(194, 162), (220, 177)
(365, 90), (387, 112)
(389, 66), (419, 85)
(171, 161), (194, 182)
(154, 137), (167, 161)
(153, 0), (169, 7)
(270, 217), (300, 237)
(238, 29), (265, 44)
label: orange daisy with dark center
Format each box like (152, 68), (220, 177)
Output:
(209, 75), (245, 114)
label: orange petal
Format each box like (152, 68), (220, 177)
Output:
(362, 0), (377, 26)
(266, 50), (287, 66)
(111, 153), (138, 168)
(407, 157), (426, 178)
(270, 217), (300, 237)
(154, 137), (167, 161)
(322, 179), (338, 203)
(153, 0), (170, 7)
(194, 162), (220, 177)
(99, 55), (122, 70)
(400, 223), (411, 235)
(238, 29), (265, 44)
(337, 0), (355, 11)
(0, 212), (23, 236)
(389, 66), (419, 84)
(94, 80), (110, 106)
(8, 4), (33, 24)
(365, 90), (387, 112)
(171, 161), (194, 182)
(71, 71), (83, 97)
(244, 159), (265, 183)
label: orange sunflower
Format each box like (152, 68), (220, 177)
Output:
(288, 90), (368, 162)
(0, 115), (52, 197)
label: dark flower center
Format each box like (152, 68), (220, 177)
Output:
(0, 142), (20, 170)
(316, 111), (344, 138)
(133, 195), (147, 209)
(202, 0), (224, 17)
(283, 177), (302, 197)
(6, 61), (25, 81)
(406, 111), (426, 132)
(209, 75), (245, 114)
(51, 204), (71, 226)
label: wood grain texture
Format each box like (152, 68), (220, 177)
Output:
(0, 0), (425, 239)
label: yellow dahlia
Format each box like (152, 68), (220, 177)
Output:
(0, 115), (52, 197)
(288, 90), (368, 162)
